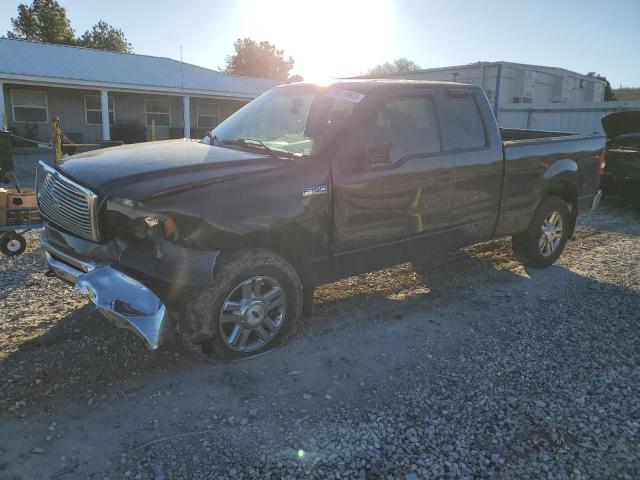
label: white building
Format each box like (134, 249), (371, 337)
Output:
(357, 61), (606, 111)
(0, 38), (281, 143)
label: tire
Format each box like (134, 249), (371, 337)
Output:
(512, 196), (572, 268)
(181, 249), (303, 359)
(0, 232), (27, 256)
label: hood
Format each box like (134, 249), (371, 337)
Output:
(57, 139), (286, 201)
(601, 111), (640, 139)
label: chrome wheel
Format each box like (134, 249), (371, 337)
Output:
(538, 211), (563, 257)
(219, 276), (286, 352)
(0, 232), (26, 257)
(6, 239), (22, 253)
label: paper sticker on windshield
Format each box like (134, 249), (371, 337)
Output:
(329, 89), (365, 103)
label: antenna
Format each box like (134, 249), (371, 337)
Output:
(180, 45), (184, 89)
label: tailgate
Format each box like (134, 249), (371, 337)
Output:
(602, 147), (640, 199)
(605, 148), (640, 178)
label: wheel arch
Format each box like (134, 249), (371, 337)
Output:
(539, 160), (579, 235)
(506, 160), (579, 238)
(213, 228), (314, 288)
(541, 159), (578, 200)
(544, 178), (578, 209)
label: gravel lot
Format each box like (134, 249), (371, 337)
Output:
(0, 203), (639, 479)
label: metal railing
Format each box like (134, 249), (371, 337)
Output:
(498, 100), (640, 134)
(6, 117), (124, 164)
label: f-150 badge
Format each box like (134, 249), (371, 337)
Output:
(303, 185), (328, 197)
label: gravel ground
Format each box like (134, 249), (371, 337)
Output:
(0, 203), (639, 479)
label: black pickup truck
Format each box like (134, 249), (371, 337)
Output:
(37, 80), (605, 357)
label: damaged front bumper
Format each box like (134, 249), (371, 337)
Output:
(45, 244), (171, 350)
(41, 224), (220, 350)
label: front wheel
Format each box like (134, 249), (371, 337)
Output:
(512, 196), (572, 268)
(182, 249), (303, 359)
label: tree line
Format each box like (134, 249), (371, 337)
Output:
(7, 0), (132, 53)
(5, 0), (420, 82)
(5, 0), (419, 81)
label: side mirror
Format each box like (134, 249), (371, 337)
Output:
(364, 143), (391, 168)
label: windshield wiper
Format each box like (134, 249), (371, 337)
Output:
(222, 138), (295, 160)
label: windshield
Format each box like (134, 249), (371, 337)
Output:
(211, 86), (356, 156)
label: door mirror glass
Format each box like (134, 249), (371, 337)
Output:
(364, 143), (391, 167)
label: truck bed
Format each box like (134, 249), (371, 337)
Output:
(495, 128), (605, 237)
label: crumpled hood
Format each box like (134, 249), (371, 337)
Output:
(601, 111), (640, 140)
(57, 139), (285, 201)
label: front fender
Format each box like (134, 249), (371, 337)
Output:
(140, 160), (332, 287)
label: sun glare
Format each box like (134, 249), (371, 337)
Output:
(239, 0), (392, 81)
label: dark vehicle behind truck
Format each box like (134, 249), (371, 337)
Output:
(601, 111), (640, 204)
(37, 80), (605, 357)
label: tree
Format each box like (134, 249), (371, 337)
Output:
(224, 38), (302, 81)
(587, 72), (617, 101)
(78, 20), (132, 53)
(7, 0), (75, 45)
(7, 0), (133, 53)
(367, 57), (421, 76)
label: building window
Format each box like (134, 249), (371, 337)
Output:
(145, 98), (171, 127)
(12, 90), (48, 123)
(197, 102), (220, 128)
(85, 95), (115, 125)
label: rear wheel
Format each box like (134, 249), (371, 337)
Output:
(512, 196), (572, 268)
(0, 232), (27, 256)
(182, 249), (303, 359)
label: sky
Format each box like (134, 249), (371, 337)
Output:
(1, 0), (639, 87)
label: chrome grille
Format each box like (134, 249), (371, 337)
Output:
(36, 161), (99, 241)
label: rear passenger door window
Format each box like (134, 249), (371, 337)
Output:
(438, 90), (487, 151)
(361, 93), (441, 167)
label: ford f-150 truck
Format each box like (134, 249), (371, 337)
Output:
(37, 80), (605, 358)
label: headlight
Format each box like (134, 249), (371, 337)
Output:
(106, 198), (178, 241)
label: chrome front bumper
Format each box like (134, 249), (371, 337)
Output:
(45, 245), (171, 350)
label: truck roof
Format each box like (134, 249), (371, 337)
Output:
(278, 79), (482, 94)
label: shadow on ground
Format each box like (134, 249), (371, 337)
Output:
(1, 212), (636, 419)
(0, 236), (523, 415)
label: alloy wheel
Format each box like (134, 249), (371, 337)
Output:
(219, 276), (286, 352)
(538, 211), (563, 257)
